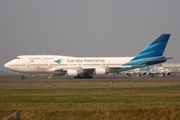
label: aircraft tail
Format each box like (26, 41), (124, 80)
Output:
(123, 34), (171, 66)
(131, 34), (171, 61)
(147, 66), (151, 72)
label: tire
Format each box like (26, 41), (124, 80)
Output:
(21, 76), (25, 79)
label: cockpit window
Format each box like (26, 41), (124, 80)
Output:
(16, 57), (20, 59)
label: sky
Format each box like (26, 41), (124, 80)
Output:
(0, 1), (180, 70)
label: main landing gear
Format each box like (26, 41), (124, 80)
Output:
(151, 74), (154, 77)
(74, 75), (93, 79)
(21, 74), (25, 79)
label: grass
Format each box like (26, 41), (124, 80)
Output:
(0, 74), (74, 79)
(0, 81), (180, 119)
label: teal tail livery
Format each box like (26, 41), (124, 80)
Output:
(4, 34), (172, 79)
(123, 34), (172, 67)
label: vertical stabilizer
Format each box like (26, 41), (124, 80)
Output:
(147, 66), (151, 72)
(131, 34), (171, 61)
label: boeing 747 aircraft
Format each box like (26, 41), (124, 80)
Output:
(4, 34), (172, 79)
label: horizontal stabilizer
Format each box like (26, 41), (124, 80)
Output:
(145, 57), (173, 64)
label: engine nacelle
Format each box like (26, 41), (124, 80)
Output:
(126, 73), (130, 75)
(142, 72), (146, 75)
(167, 72), (171, 75)
(94, 68), (106, 75)
(67, 70), (78, 76)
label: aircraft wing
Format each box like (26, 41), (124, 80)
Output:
(82, 65), (134, 74)
(47, 67), (78, 72)
(82, 66), (132, 70)
(55, 68), (63, 71)
(47, 67), (63, 72)
(48, 65), (137, 76)
(55, 67), (81, 72)
(82, 65), (132, 69)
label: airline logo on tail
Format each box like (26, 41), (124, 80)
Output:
(131, 34), (170, 61)
(54, 59), (61, 64)
(123, 34), (171, 66)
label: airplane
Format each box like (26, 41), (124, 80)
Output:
(125, 68), (147, 76)
(147, 65), (171, 77)
(4, 34), (172, 79)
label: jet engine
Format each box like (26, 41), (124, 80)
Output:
(142, 72), (146, 75)
(67, 70), (78, 76)
(94, 68), (106, 75)
(126, 73), (130, 75)
(167, 72), (171, 75)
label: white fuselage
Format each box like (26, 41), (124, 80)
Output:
(148, 65), (171, 77)
(151, 67), (165, 74)
(4, 55), (133, 74)
(4, 34), (171, 78)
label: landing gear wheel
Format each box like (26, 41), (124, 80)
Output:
(21, 76), (25, 79)
(87, 75), (93, 79)
(74, 75), (93, 79)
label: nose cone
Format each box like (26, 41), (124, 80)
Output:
(159, 69), (165, 73)
(4, 62), (10, 70)
(4, 63), (8, 68)
(161, 69), (165, 73)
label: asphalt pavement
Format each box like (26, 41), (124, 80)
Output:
(0, 75), (180, 83)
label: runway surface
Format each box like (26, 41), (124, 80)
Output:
(0, 75), (180, 83)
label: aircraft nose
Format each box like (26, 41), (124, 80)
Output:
(4, 62), (10, 69)
(4, 63), (8, 68)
